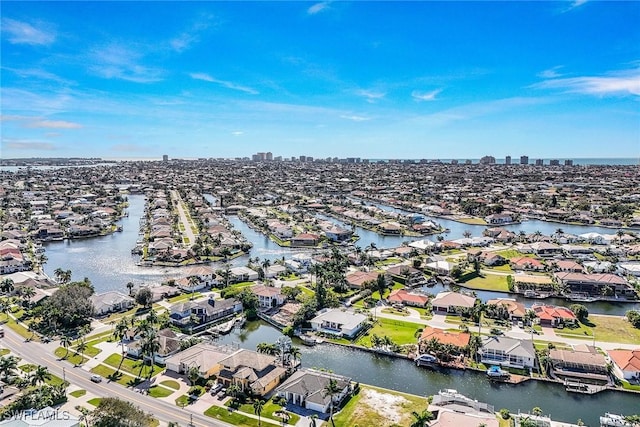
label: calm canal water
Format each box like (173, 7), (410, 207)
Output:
(217, 321), (639, 426)
(38, 194), (640, 424)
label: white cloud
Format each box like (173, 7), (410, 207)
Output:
(412, 89), (443, 102)
(308, 2), (330, 15)
(340, 115), (371, 122)
(1, 18), (56, 45)
(533, 69), (640, 97)
(3, 67), (74, 85)
(562, 0), (588, 12)
(170, 15), (214, 53)
(537, 66), (564, 79)
(189, 73), (259, 95)
(28, 120), (83, 129)
(1, 138), (56, 151)
(89, 44), (164, 83)
(356, 89), (386, 103)
(232, 131), (244, 136)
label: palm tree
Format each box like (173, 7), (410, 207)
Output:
(227, 383), (241, 401)
(20, 287), (36, 307)
(253, 399), (265, 426)
(256, 342), (279, 356)
(322, 378), (342, 427)
(410, 409), (435, 427)
(147, 308), (158, 326)
(289, 346), (301, 367)
(463, 230), (472, 239)
(126, 281), (135, 296)
(308, 414), (319, 427)
(29, 365), (51, 386)
(532, 407), (543, 416)
(0, 355), (19, 381)
(60, 335), (73, 359)
(0, 299), (10, 322)
(187, 366), (200, 386)
(75, 339), (88, 365)
(54, 268), (65, 284)
(0, 278), (15, 294)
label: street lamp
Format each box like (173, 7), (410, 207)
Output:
(62, 367), (66, 383)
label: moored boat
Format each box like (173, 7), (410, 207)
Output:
(486, 365), (511, 380)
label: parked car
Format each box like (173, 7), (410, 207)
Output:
(90, 374), (102, 383)
(216, 388), (227, 399)
(210, 383), (223, 395)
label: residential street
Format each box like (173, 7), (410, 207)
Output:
(0, 326), (232, 427)
(171, 189), (198, 248)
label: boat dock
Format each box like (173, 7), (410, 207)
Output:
(489, 373), (529, 385)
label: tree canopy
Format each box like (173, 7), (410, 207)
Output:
(91, 397), (154, 427)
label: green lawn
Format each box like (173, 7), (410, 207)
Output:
(555, 315), (640, 344)
(0, 349), (9, 356)
(148, 385), (174, 398)
(89, 364), (141, 387)
(175, 395), (190, 407)
(227, 400), (299, 425)
(4, 318), (39, 342)
(381, 308), (410, 317)
(167, 292), (201, 303)
(70, 389), (86, 398)
(160, 380), (181, 390)
(457, 217), (487, 225)
(621, 380), (640, 391)
(485, 264), (514, 273)
(460, 273), (510, 292)
(356, 318), (423, 347)
(495, 249), (528, 260)
(87, 398), (102, 406)
(204, 406), (260, 427)
(19, 363), (36, 372)
(102, 353), (164, 378)
(54, 347), (87, 365)
(333, 385), (429, 427)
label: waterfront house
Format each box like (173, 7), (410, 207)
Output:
(229, 266), (259, 282)
(251, 284), (286, 309)
(378, 222), (402, 235)
(126, 328), (182, 364)
(479, 336), (536, 369)
(164, 343), (231, 376)
(217, 349), (287, 397)
(182, 265), (218, 287)
(510, 257), (545, 271)
(607, 349), (640, 382)
(419, 327), (470, 353)
(264, 264), (287, 278)
(323, 225), (353, 242)
(553, 259), (584, 273)
(548, 345), (609, 385)
(484, 213), (513, 225)
(387, 289), (429, 307)
(290, 233), (319, 247)
(346, 271), (379, 290)
(531, 304), (577, 328)
(90, 291), (135, 316)
(424, 260), (454, 275)
(431, 291), (476, 315)
(428, 390), (498, 427)
(275, 369), (352, 414)
(169, 297), (242, 327)
(385, 265), (426, 286)
(512, 274), (555, 293)
(554, 272), (634, 298)
(309, 308), (367, 339)
(486, 298), (526, 323)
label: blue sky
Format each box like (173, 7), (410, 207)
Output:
(1, 1), (639, 160)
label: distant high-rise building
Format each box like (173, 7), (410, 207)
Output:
(162, 154), (168, 162)
(465, 159), (472, 165)
(564, 159), (574, 166)
(520, 155), (529, 165)
(299, 155), (306, 162)
(266, 152), (273, 161)
(307, 156), (314, 162)
(274, 156), (282, 162)
(252, 154), (261, 162)
(480, 155), (496, 165)
(549, 159), (560, 166)
(535, 159), (544, 166)
(451, 159), (459, 165)
(505, 155), (511, 165)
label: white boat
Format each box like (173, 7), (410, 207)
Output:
(415, 354), (438, 368)
(299, 334), (318, 346)
(486, 366), (511, 379)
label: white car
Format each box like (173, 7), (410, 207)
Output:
(90, 374), (102, 383)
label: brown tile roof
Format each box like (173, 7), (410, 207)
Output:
(419, 327), (470, 348)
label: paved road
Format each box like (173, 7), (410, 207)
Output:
(171, 190), (197, 248)
(0, 326), (231, 427)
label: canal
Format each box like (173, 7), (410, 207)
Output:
(217, 321), (639, 426)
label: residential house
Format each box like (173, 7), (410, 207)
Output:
(431, 291), (476, 314)
(387, 289), (429, 307)
(554, 272), (634, 297)
(264, 264), (287, 278)
(309, 308), (368, 339)
(607, 349), (640, 382)
(531, 304), (577, 328)
(217, 349), (287, 397)
(428, 390), (498, 427)
(126, 328), (182, 365)
(549, 345), (609, 385)
(553, 260), (584, 273)
(484, 213), (513, 225)
(323, 225), (353, 242)
(229, 266), (260, 282)
(378, 222), (401, 235)
(169, 297), (242, 327)
(345, 271), (379, 290)
(290, 233), (319, 247)
(90, 291), (135, 316)
(486, 298), (526, 323)
(275, 369), (352, 414)
(513, 274), (555, 293)
(164, 343), (231, 376)
(251, 284), (286, 309)
(479, 336), (536, 369)
(424, 260), (454, 275)
(419, 327), (470, 353)
(385, 265), (426, 286)
(510, 257), (545, 271)
(182, 265), (218, 287)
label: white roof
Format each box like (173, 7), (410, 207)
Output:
(311, 308), (367, 330)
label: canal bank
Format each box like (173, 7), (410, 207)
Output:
(215, 321), (639, 426)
